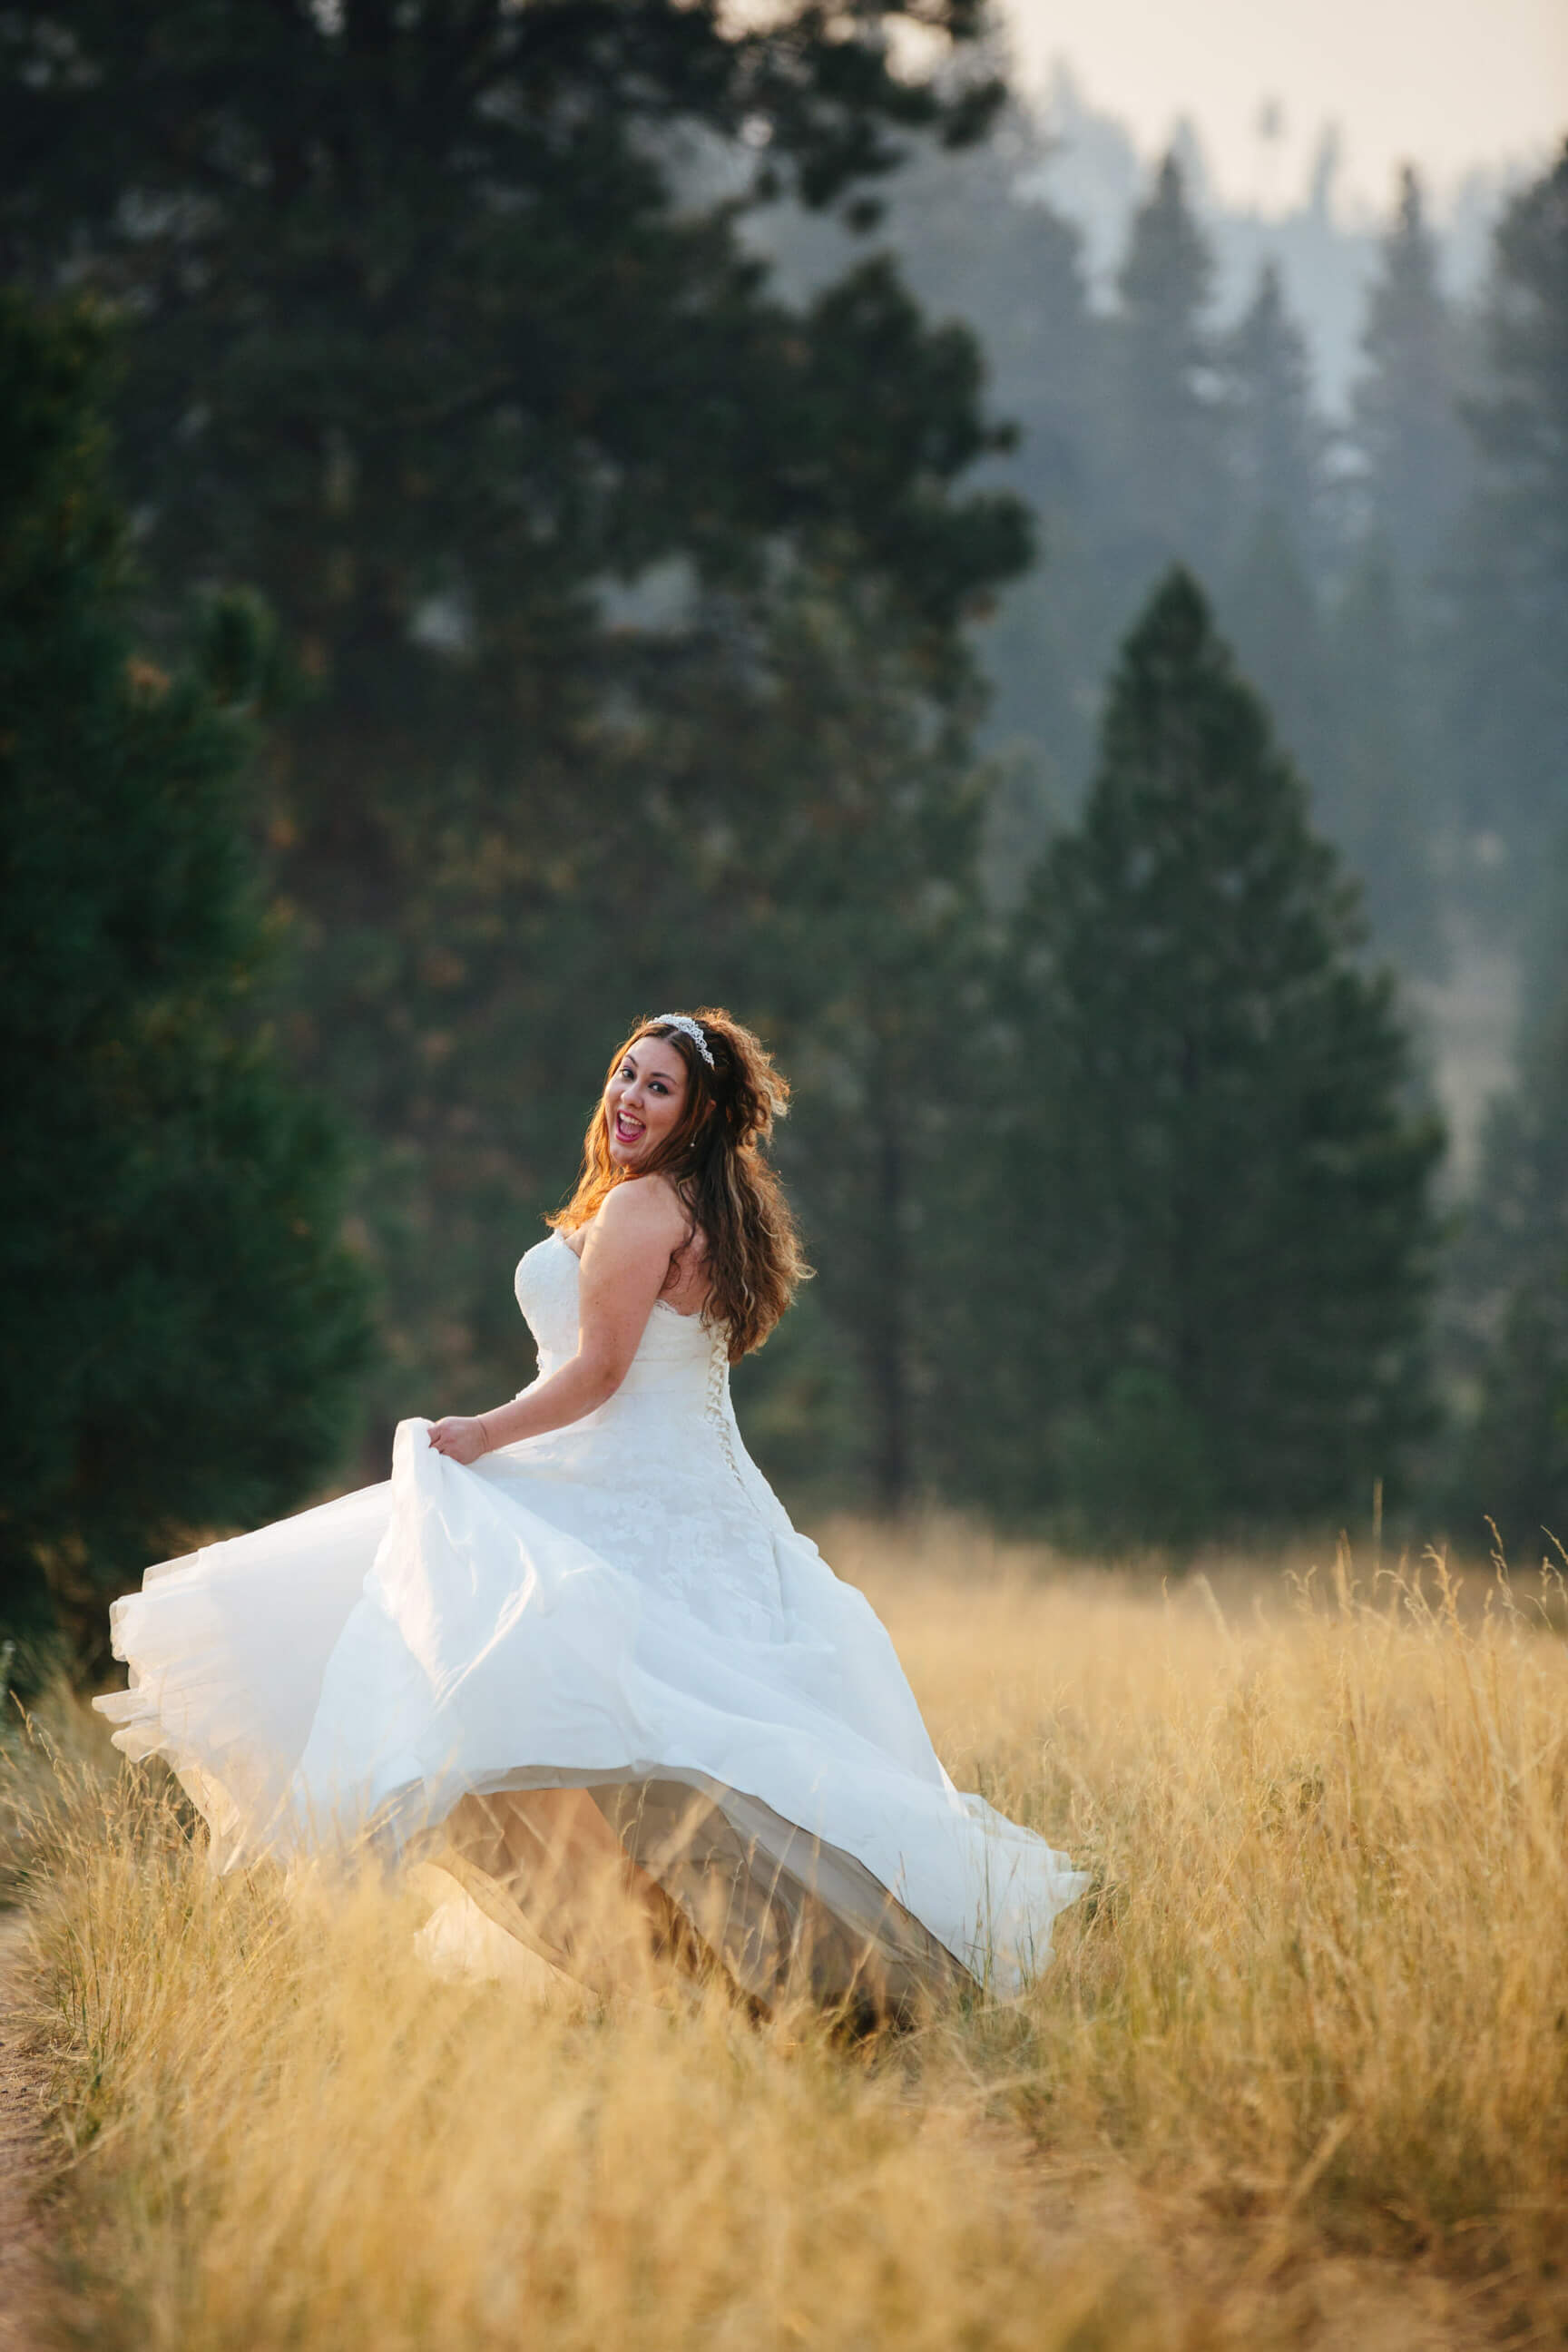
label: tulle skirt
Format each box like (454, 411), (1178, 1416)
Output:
(97, 1419), (1087, 2014)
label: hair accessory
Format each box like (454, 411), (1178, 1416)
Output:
(651, 1012), (715, 1069)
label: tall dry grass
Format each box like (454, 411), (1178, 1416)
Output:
(5, 1529), (1568, 2348)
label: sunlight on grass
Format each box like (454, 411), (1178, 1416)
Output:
(5, 1530), (1567, 2348)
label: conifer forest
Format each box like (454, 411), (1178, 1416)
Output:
(2, 2), (1565, 1660)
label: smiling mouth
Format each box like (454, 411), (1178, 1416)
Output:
(613, 1112), (645, 1144)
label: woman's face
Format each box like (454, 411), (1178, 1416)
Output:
(603, 1036), (691, 1169)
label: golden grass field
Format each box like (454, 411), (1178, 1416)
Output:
(4, 1523), (1567, 2350)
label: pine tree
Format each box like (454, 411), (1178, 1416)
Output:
(1216, 223), (1447, 975)
(1461, 1289), (1568, 1568)
(1219, 511), (1335, 820)
(1107, 153), (1228, 599)
(1322, 541), (1440, 966)
(0, 295), (373, 1669)
(1451, 904), (1568, 1559)
(1220, 518), (1444, 972)
(985, 567), (1442, 1539)
(664, 585), (1006, 1517)
(0, 1), (1033, 1433)
(1348, 166), (1472, 581)
(1219, 259), (1327, 570)
(1211, 272), (1336, 902)
(826, 92), (1112, 815)
(1440, 139), (1568, 877)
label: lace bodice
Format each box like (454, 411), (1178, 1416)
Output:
(483, 1232), (788, 1636)
(516, 1230), (730, 1419)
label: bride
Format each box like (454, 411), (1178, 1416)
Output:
(97, 1009), (1085, 2021)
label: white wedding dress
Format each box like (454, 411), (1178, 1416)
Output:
(97, 1233), (1086, 2012)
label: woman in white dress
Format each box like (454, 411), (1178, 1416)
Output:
(97, 1010), (1086, 2023)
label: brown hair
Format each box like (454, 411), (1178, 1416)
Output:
(548, 1008), (810, 1360)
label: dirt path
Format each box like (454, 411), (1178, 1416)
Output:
(0, 1912), (51, 2352)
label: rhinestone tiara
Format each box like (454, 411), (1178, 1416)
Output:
(650, 1012), (715, 1069)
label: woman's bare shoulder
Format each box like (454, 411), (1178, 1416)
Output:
(593, 1175), (689, 1240)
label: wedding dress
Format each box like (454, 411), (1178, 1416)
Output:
(96, 1232), (1086, 2013)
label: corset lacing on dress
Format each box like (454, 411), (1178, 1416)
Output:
(703, 1322), (751, 1504)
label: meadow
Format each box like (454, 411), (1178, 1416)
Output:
(4, 1524), (1567, 2350)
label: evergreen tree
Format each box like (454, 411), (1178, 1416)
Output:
(1106, 155), (1229, 600)
(978, 568), (1442, 1539)
(1219, 511), (1335, 821)
(1348, 166), (1472, 581)
(1461, 1289), (1568, 1569)
(727, 593), (1002, 1516)
(1219, 259), (1327, 569)
(837, 95), (1115, 818)
(1215, 230), (1446, 975)
(0, 0), (1033, 1436)
(1211, 274), (1337, 899)
(1222, 518), (1442, 971)
(1440, 139), (1568, 878)
(544, 573), (1006, 1516)
(0, 295), (373, 1667)
(741, 78), (1112, 838)
(1322, 540), (1441, 966)
(1450, 901), (1568, 1559)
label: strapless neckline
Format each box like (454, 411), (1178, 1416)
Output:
(549, 1226), (705, 1320)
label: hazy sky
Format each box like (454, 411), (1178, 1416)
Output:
(1001, 0), (1568, 216)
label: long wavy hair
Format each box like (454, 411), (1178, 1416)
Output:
(548, 1008), (810, 1360)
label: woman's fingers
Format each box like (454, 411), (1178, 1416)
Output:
(427, 1416), (482, 1461)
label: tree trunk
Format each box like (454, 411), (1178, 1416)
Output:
(866, 1122), (911, 1518)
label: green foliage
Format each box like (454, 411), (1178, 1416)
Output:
(1400, 140), (1568, 1547)
(1211, 249), (1442, 976)
(1451, 911), (1568, 1559)
(1348, 166), (1474, 583)
(750, 84), (1109, 834)
(1442, 139), (1568, 876)
(0, 293), (373, 1668)
(1217, 522), (1442, 979)
(1052, 1369), (1216, 1554)
(967, 568), (1443, 1537)
(1106, 156), (1227, 601)
(1218, 511), (1334, 804)
(1463, 1293), (1568, 1569)
(758, 131), (1537, 966)
(1219, 260), (1326, 570)
(0, 0), (1032, 1449)
(0, 23), (1493, 1526)
(715, 589), (1003, 1513)
(1318, 543), (1439, 969)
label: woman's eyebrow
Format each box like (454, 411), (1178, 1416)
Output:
(626, 1053), (679, 1081)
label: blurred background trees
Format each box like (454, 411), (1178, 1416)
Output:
(1348, 167), (1475, 585)
(0, 294), (372, 1671)
(1436, 147), (1568, 885)
(0, 0), (1030, 1466)
(0, 2), (1563, 1609)
(1446, 895), (1568, 1563)
(946, 570), (1441, 1543)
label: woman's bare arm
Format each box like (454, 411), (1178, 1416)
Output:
(426, 1179), (689, 1464)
